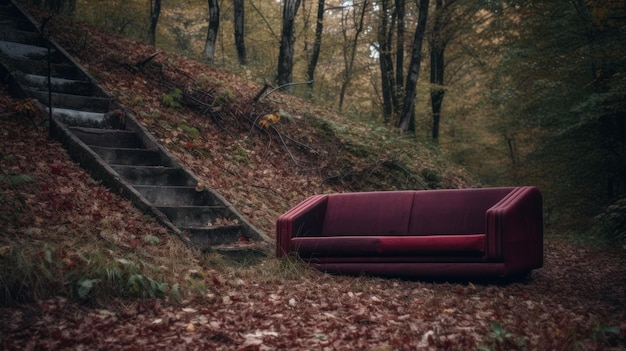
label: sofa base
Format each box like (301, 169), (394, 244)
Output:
(291, 234), (487, 258)
(313, 262), (527, 279)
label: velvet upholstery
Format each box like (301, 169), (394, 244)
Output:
(322, 191), (415, 236)
(276, 187), (543, 278)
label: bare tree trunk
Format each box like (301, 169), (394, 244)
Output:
(395, 0), (405, 106)
(276, 0), (302, 88)
(233, 0), (247, 65)
(338, 1), (369, 112)
(398, 0), (429, 133)
(306, 0), (325, 93)
(378, 0), (394, 121)
(429, 0), (453, 141)
(203, 0), (220, 63)
(429, 0), (445, 140)
(430, 68), (444, 140)
(148, 0), (161, 46)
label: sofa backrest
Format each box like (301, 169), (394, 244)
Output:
(321, 191), (415, 236)
(408, 187), (514, 235)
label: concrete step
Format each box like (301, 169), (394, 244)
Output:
(31, 91), (111, 112)
(53, 108), (127, 129)
(157, 205), (233, 227)
(51, 108), (109, 128)
(0, 40), (64, 63)
(111, 165), (196, 187)
(20, 74), (94, 96)
(0, 27), (46, 46)
(70, 127), (144, 148)
(133, 185), (225, 206)
(90, 146), (173, 167)
(2, 56), (89, 80)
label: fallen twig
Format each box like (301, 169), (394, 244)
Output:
(258, 80), (313, 102)
(252, 83), (271, 102)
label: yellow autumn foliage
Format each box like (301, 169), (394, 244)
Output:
(258, 113), (280, 128)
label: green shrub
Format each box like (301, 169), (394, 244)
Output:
(421, 168), (442, 189)
(213, 88), (234, 106)
(589, 198), (626, 246)
(178, 123), (200, 139)
(162, 88), (183, 109)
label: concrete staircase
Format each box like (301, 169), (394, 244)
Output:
(0, 0), (270, 255)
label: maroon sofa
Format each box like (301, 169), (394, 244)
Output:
(276, 187), (543, 278)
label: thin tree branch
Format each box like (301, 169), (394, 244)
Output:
(247, 0), (280, 43)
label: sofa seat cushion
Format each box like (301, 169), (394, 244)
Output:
(291, 234), (486, 258)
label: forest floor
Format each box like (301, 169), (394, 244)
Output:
(1, 234), (625, 350)
(1, 6), (626, 350)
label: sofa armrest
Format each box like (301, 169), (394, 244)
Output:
(276, 195), (328, 257)
(486, 186), (543, 275)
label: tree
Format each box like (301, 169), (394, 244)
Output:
(428, 0), (445, 140)
(427, 0), (481, 141)
(375, 0), (409, 123)
(394, 0), (405, 106)
(233, 0), (247, 65)
(398, 0), (429, 133)
(377, 0), (395, 120)
(338, 0), (369, 111)
(306, 0), (325, 92)
(276, 0), (302, 88)
(148, 0), (161, 46)
(486, 0), (626, 228)
(203, 0), (220, 62)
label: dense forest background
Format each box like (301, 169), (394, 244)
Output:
(27, 0), (626, 244)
